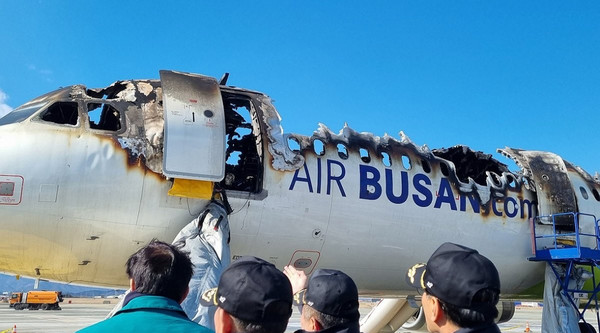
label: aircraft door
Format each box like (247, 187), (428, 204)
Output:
(502, 148), (576, 228)
(160, 70), (226, 181)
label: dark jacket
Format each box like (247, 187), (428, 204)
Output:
(455, 323), (501, 333)
(77, 294), (213, 333)
(294, 321), (360, 333)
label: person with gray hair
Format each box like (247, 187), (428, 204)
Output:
(201, 256), (294, 333)
(284, 266), (360, 333)
(406, 242), (501, 333)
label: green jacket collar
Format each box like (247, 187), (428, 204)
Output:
(117, 295), (186, 315)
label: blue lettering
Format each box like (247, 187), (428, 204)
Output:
(385, 169), (409, 204)
(359, 165), (381, 200)
(520, 198), (536, 219)
(434, 178), (457, 210)
(492, 199), (503, 217)
(412, 174), (432, 207)
(459, 194), (480, 213)
(327, 159), (346, 197)
(289, 162), (313, 192)
(504, 197), (518, 218)
(317, 158), (322, 194)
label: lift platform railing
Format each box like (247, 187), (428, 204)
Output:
(531, 212), (600, 261)
(529, 212), (600, 330)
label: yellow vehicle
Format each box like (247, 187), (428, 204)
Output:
(9, 291), (63, 310)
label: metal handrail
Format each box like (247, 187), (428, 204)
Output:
(532, 212), (600, 255)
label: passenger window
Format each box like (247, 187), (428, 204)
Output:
(381, 151), (392, 167)
(337, 144), (348, 159)
(313, 139), (325, 156)
(360, 148), (370, 163)
(40, 102), (79, 126)
(87, 102), (121, 131)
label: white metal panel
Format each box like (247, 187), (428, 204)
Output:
(0, 175), (23, 205)
(161, 70), (225, 181)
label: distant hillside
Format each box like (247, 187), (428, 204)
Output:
(0, 274), (125, 297)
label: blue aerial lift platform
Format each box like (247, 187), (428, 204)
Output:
(529, 212), (600, 332)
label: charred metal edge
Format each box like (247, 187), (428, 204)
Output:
(64, 81), (165, 176)
(26, 78), (598, 209)
(268, 121), (525, 205)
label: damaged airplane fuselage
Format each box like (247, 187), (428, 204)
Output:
(1, 70), (599, 298)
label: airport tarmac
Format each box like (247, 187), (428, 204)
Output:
(0, 301), (599, 333)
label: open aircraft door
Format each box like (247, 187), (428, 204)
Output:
(160, 70), (226, 181)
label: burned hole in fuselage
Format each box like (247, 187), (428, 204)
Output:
(521, 177), (531, 190)
(401, 155), (411, 170)
(87, 102), (122, 131)
(421, 159), (431, 173)
(381, 151), (392, 167)
(40, 101), (79, 126)
(432, 145), (508, 186)
(313, 139), (325, 156)
(337, 143), (348, 160)
(221, 95), (262, 193)
(84, 82), (133, 131)
(489, 172), (501, 186)
(288, 137), (301, 152)
(440, 162), (450, 177)
(360, 148), (370, 163)
(86, 82), (129, 100)
(507, 174), (519, 189)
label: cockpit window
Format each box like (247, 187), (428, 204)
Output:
(40, 102), (79, 126)
(0, 103), (46, 126)
(87, 102), (122, 131)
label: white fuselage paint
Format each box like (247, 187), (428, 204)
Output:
(2, 78), (598, 299)
(0, 120), (548, 296)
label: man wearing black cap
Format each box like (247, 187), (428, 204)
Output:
(284, 266), (360, 333)
(201, 256), (293, 333)
(406, 242), (501, 333)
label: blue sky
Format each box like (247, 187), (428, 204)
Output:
(0, 1), (598, 173)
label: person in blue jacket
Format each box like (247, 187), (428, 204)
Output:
(77, 240), (213, 333)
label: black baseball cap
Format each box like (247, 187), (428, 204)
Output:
(405, 242), (500, 309)
(294, 269), (359, 321)
(200, 256), (293, 324)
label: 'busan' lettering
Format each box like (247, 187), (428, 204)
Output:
(289, 159), (535, 219)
